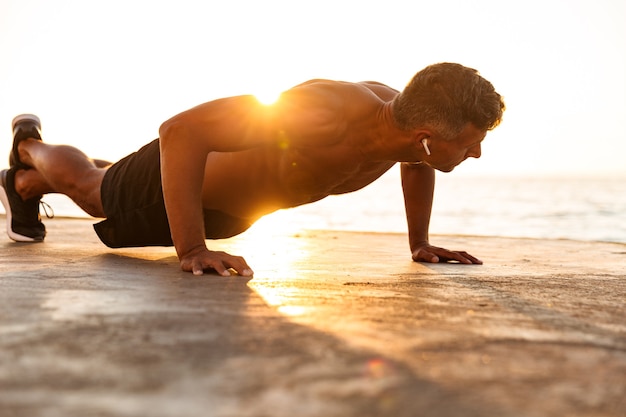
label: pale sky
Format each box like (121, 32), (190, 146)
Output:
(1, 0), (625, 177)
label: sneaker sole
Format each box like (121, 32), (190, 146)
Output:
(10, 114), (43, 168)
(0, 181), (42, 242)
(12, 114), (41, 131)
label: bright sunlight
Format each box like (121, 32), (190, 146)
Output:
(253, 87), (283, 105)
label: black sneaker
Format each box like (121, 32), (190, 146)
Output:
(0, 168), (46, 242)
(10, 114), (42, 169)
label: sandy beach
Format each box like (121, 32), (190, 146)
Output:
(1, 215), (625, 417)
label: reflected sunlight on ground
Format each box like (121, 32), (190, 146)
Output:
(225, 210), (313, 317)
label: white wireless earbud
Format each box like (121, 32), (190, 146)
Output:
(421, 138), (431, 156)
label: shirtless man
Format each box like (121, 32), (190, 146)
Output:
(0, 63), (505, 276)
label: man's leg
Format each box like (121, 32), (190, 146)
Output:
(14, 139), (108, 218)
(1, 137), (110, 242)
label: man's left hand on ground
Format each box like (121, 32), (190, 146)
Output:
(411, 243), (483, 265)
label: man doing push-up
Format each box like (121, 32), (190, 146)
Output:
(0, 62), (505, 276)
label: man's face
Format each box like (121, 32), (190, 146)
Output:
(425, 124), (487, 172)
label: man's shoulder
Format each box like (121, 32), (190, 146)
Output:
(300, 79), (398, 104)
(290, 79), (392, 95)
(271, 80), (384, 146)
(357, 81), (400, 101)
(276, 81), (369, 121)
(284, 79), (393, 108)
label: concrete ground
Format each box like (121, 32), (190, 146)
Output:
(0, 216), (625, 417)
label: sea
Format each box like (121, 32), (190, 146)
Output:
(19, 171), (626, 245)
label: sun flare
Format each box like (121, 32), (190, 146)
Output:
(254, 88), (282, 105)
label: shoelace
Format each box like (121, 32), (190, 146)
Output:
(40, 200), (54, 219)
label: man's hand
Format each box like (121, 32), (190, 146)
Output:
(180, 246), (254, 276)
(411, 242), (483, 265)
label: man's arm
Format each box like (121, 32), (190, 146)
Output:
(401, 163), (482, 264)
(401, 162), (435, 253)
(159, 88), (344, 275)
(159, 95), (282, 276)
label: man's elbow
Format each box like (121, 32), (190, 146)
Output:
(159, 118), (180, 143)
(159, 116), (195, 150)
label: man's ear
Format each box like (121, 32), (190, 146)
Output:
(413, 130), (432, 153)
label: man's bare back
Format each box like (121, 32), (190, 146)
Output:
(199, 80), (399, 220)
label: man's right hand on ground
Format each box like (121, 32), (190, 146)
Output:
(179, 246), (254, 277)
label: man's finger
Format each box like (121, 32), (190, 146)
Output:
(459, 251), (483, 264)
(211, 262), (231, 276)
(450, 251), (482, 264)
(444, 251), (481, 265)
(413, 249), (439, 263)
(199, 260), (230, 276)
(224, 257), (254, 276)
(227, 265), (253, 276)
(443, 251), (473, 264)
(191, 261), (205, 276)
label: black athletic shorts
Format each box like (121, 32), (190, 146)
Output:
(93, 139), (253, 248)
